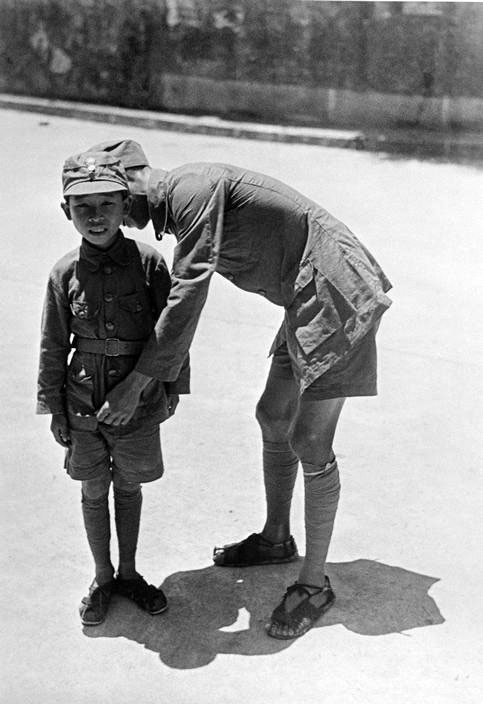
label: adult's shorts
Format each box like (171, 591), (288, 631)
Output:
(269, 323), (379, 400)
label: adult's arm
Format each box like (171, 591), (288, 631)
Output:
(136, 172), (226, 380)
(98, 172), (225, 424)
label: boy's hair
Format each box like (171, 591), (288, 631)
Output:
(62, 151), (129, 197)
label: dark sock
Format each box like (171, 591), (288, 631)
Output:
(114, 486), (142, 578)
(301, 458), (340, 583)
(81, 491), (113, 583)
(263, 440), (299, 537)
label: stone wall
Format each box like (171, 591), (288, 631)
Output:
(1, 0), (482, 130)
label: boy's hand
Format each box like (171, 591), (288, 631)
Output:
(167, 394), (179, 417)
(96, 371), (152, 426)
(50, 413), (71, 447)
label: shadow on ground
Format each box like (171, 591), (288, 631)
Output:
(85, 559), (444, 669)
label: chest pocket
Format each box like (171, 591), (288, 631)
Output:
(118, 291), (147, 314)
(117, 289), (154, 338)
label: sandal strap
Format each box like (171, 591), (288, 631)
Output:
(274, 577), (334, 623)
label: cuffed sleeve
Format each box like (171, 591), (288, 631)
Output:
(165, 353), (190, 394)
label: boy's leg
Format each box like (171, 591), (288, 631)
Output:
(67, 424), (115, 625)
(108, 423), (167, 615)
(81, 472), (114, 585)
(112, 474), (142, 580)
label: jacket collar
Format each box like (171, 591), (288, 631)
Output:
(79, 231), (130, 271)
(148, 169), (173, 238)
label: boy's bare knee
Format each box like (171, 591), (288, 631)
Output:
(81, 474), (111, 500)
(112, 474), (141, 494)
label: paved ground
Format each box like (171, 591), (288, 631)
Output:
(2, 93), (483, 160)
(1, 107), (482, 704)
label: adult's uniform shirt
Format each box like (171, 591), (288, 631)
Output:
(135, 163), (392, 392)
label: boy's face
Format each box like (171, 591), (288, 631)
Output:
(64, 191), (129, 249)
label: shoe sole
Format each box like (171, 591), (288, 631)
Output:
(81, 617), (106, 626)
(214, 553), (299, 568)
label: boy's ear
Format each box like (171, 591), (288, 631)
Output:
(61, 201), (71, 221)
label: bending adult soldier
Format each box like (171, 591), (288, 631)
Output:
(90, 139), (393, 640)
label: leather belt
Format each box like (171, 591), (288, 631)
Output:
(73, 336), (144, 357)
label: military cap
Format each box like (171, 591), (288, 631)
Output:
(62, 151), (129, 196)
(86, 139), (150, 169)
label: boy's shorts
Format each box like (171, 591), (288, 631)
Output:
(65, 418), (163, 484)
(270, 323), (379, 400)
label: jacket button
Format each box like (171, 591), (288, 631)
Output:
(104, 293), (114, 302)
(104, 265), (113, 274)
(226, 273), (234, 281)
(108, 368), (120, 377)
(105, 322), (115, 331)
(258, 289), (267, 296)
(135, 303), (143, 312)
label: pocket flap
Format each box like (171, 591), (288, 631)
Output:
(118, 292), (145, 313)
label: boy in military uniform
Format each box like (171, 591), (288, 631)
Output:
(37, 151), (189, 626)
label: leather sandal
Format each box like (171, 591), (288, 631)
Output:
(267, 576), (335, 639)
(79, 579), (114, 626)
(115, 575), (167, 615)
(213, 532), (298, 567)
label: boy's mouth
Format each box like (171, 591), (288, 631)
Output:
(89, 227), (108, 234)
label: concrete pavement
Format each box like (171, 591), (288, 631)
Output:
(1, 92), (483, 160)
(1, 106), (482, 704)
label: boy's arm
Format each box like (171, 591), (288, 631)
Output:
(50, 413), (71, 447)
(37, 277), (71, 416)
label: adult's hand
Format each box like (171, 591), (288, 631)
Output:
(96, 370), (152, 426)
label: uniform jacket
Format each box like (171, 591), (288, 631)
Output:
(135, 163), (392, 391)
(37, 231), (190, 428)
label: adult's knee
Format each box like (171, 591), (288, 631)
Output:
(256, 393), (294, 439)
(290, 422), (332, 465)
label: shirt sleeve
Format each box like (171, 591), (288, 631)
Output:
(135, 173), (225, 381)
(36, 275), (71, 415)
(147, 252), (191, 394)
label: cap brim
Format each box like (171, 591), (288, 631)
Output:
(64, 180), (128, 196)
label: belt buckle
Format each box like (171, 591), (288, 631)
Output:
(105, 338), (120, 356)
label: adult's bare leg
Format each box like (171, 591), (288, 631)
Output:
(267, 395), (345, 638)
(291, 395), (345, 586)
(255, 367), (300, 544)
(213, 364), (300, 566)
